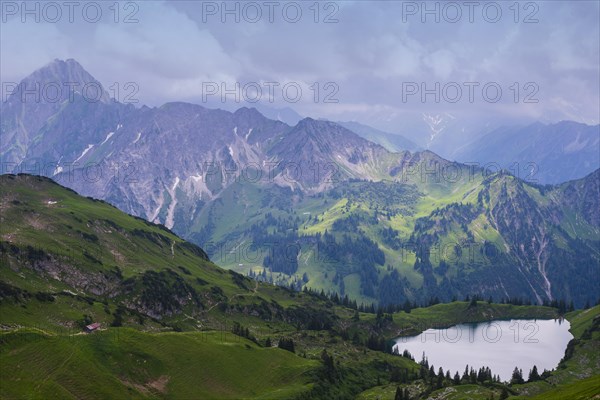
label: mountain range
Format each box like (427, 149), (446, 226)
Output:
(349, 111), (600, 185)
(451, 121), (600, 184)
(336, 121), (421, 153)
(2, 59), (599, 308)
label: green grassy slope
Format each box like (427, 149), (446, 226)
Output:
(0, 174), (338, 333)
(528, 375), (600, 400)
(0, 328), (316, 400)
(0, 174), (330, 399)
(184, 167), (599, 308)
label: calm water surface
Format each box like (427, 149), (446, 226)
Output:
(394, 319), (572, 381)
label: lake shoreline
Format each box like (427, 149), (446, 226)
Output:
(393, 318), (574, 382)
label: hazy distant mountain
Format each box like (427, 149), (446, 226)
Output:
(364, 112), (532, 161)
(0, 59), (114, 167)
(417, 113), (504, 153)
(453, 122), (600, 184)
(251, 104), (304, 126)
(336, 121), (420, 152)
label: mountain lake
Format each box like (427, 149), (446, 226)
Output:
(394, 319), (573, 381)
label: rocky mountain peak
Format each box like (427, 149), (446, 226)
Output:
(8, 58), (111, 104)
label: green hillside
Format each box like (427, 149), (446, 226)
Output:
(184, 167), (599, 308)
(0, 174), (339, 332)
(1, 174), (598, 399)
(0, 329), (316, 399)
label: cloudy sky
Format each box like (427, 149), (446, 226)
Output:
(1, 1), (599, 130)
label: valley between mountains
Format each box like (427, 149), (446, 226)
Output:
(1, 174), (598, 399)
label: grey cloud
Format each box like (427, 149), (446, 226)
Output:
(1, 0), (598, 126)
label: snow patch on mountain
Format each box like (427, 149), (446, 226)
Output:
(74, 144), (94, 163)
(151, 191), (165, 224)
(52, 156), (63, 176)
(564, 133), (588, 153)
(165, 177), (180, 229)
(422, 113), (456, 147)
(100, 132), (115, 146)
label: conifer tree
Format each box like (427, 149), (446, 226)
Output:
(453, 371), (460, 385)
(510, 367), (524, 384)
(528, 365), (540, 382)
